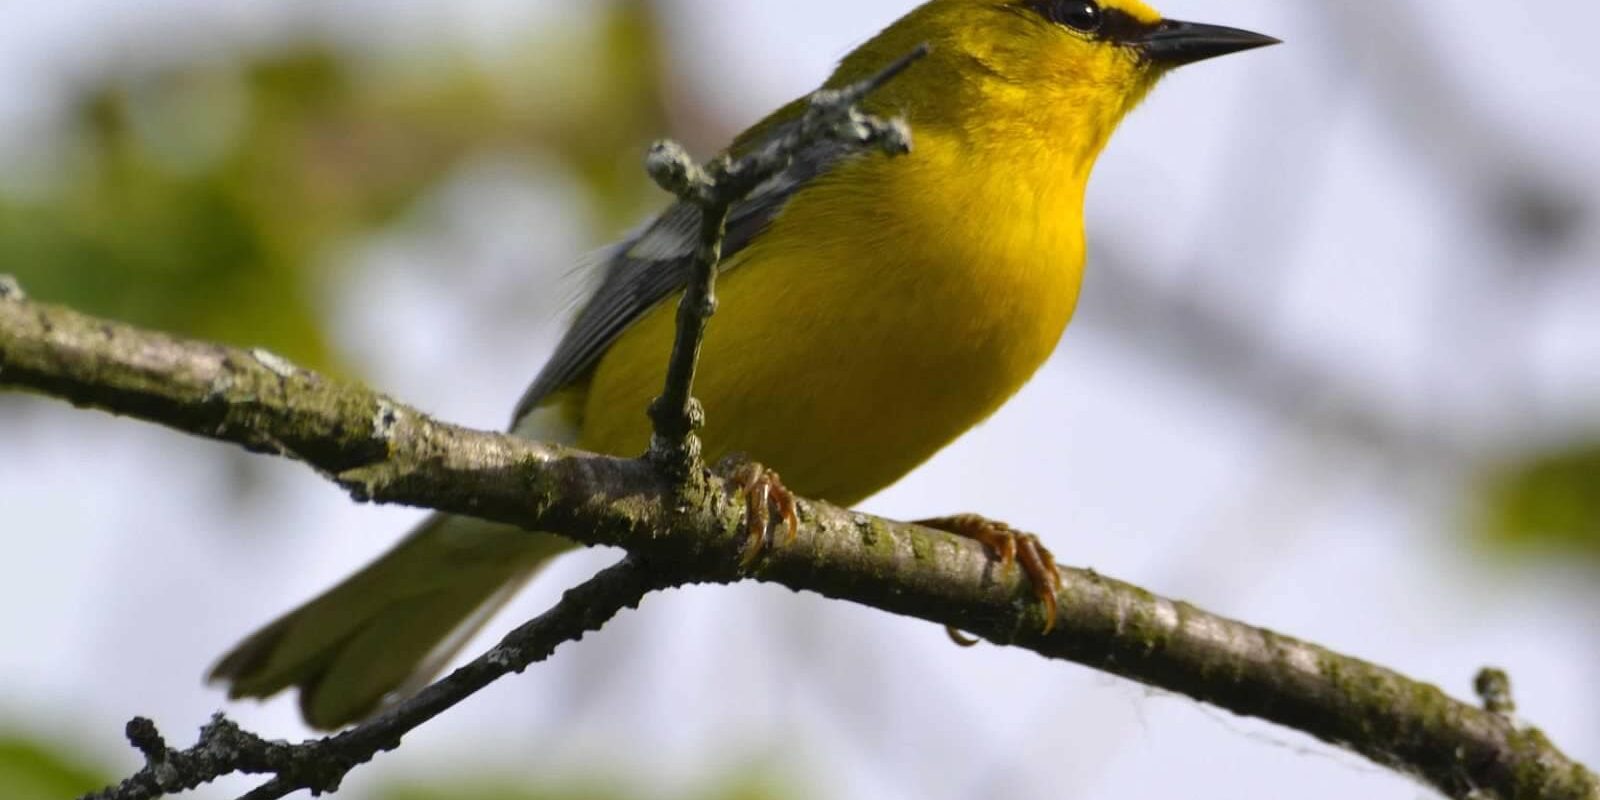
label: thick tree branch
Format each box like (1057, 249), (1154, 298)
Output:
(4, 286), (1597, 799)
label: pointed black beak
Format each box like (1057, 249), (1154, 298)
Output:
(1136, 20), (1281, 67)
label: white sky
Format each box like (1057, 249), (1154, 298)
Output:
(2, 2), (1598, 800)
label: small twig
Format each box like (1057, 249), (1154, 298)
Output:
(643, 44), (926, 477)
(124, 718), (168, 766)
(80, 714), (284, 800)
(79, 557), (674, 800)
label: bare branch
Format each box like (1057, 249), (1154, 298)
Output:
(79, 558), (670, 800)
(3, 286), (1595, 800)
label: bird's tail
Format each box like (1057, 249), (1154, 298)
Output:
(208, 513), (573, 730)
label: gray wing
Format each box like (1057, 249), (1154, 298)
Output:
(511, 136), (861, 425)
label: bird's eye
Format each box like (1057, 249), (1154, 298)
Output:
(1048, 0), (1104, 33)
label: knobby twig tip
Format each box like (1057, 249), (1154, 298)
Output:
(1474, 667), (1517, 715)
(124, 717), (170, 770)
(645, 139), (709, 201)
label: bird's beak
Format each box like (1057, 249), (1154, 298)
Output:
(1136, 20), (1281, 67)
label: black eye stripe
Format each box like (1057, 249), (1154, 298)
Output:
(1097, 8), (1160, 41)
(1022, 1), (1162, 43)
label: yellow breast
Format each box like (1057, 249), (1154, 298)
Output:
(579, 127), (1089, 506)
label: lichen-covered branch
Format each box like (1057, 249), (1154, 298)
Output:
(3, 287), (1596, 800)
(79, 558), (670, 800)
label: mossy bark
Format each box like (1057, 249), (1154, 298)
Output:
(3, 288), (1595, 800)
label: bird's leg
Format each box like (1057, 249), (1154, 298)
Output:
(916, 514), (1060, 636)
(722, 457), (799, 567)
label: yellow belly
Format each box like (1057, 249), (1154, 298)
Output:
(579, 132), (1088, 506)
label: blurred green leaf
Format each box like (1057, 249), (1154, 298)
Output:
(0, 735), (112, 800)
(0, 3), (673, 373)
(1481, 442), (1600, 557)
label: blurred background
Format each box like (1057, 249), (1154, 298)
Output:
(1, 0), (1597, 798)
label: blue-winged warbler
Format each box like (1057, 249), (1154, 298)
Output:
(211, 0), (1278, 729)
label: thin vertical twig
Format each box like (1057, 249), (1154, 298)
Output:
(642, 45), (928, 478)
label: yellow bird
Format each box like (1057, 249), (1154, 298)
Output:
(211, 0), (1277, 729)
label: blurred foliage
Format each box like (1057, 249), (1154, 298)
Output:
(0, 0), (669, 372)
(376, 770), (795, 800)
(0, 734), (112, 800)
(1481, 442), (1600, 558)
(0, 733), (800, 800)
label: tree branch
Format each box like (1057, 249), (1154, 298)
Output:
(79, 557), (671, 800)
(4, 285), (1596, 799)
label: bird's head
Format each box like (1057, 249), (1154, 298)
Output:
(837, 0), (1279, 168)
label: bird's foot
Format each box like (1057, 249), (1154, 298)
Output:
(722, 457), (799, 567)
(916, 513), (1060, 637)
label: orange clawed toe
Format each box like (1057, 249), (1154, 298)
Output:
(728, 460), (798, 567)
(918, 514), (1061, 637)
